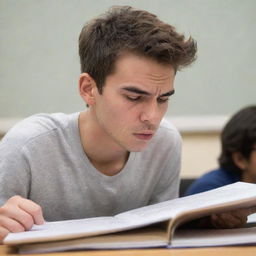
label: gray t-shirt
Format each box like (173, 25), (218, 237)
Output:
(0, 113), (181, 221)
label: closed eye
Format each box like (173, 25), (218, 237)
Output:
(125, 95), (142, 101)
(157, 97), (169, 103)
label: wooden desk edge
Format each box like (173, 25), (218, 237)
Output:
(1, 245), (256, 256)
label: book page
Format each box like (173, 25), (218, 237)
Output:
(19, 227), (168, 254)
(4, 216), (134, 245)
(171, 226), (256, 247)
(117, 182), (256, 226)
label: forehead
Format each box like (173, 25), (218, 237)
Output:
(105, 53), (175, 90)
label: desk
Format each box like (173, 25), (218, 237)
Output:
(1, 245), (256, 256)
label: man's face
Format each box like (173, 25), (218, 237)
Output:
(92, 53), (175, 152)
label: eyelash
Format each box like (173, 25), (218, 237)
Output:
(157, 98), (169, 103)
(125, 96), (169, 104)
(126, 96), (141, 101)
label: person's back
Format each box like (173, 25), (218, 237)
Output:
(185, 105), (256, 196)
(184, 167), (240, 196)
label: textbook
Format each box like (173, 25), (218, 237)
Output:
(4, 182), (256, 254)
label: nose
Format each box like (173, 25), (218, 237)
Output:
(140, 101), (160, 124)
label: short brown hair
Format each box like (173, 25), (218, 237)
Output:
(79, 6), (197, 93)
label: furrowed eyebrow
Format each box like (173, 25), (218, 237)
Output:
(121, 87), (150, 96)
(121, 86), (175, 97)
(159, 90), (175, 97)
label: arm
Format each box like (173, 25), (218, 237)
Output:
(0, 196), (44, 243)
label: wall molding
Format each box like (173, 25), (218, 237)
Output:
(0, 118), (22, 135)
(167, 115), (229, 133)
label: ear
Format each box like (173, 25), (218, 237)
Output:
(232, 152), (248, 171)
(79, 73), (97, 106)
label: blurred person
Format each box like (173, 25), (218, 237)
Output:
(185, 105), (256, 196)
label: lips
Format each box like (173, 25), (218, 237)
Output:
(133, 132), (154, 141)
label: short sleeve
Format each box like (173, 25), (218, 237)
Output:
(0, 140), (31, 206)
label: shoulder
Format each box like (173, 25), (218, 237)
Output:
(1, 112), (79, 148)
(142, 118), (182, 160)
(158, 118), (181, 141)
(196, 168), (239, 183)
(153, 118), (182, 149)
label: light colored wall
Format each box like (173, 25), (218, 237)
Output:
(0, 0), (255, 118)
(181, 132), (220, 178)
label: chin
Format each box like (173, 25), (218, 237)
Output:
(126, 142), (149, 152)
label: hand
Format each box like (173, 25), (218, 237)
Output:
(0, 195), (44, 243)
(210, 207), (256, 229)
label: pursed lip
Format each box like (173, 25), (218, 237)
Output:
(133, 132), (154, 141)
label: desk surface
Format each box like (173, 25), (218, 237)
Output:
(1, 245), (256, 256)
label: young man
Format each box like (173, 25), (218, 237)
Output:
(185, 105), (256, 195)
(0, 6), (253, 242)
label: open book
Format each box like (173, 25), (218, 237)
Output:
(4, 182), (256, 254)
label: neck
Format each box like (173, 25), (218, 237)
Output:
(78, 110), (129, 176)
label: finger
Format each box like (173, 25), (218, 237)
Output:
(8, 196), (44, 225)
(225, 214), (247, 228)
(211, 214), (234, 229)
(210, 214), (228, 228)
(211, 213), (247, 228)
(0, 215), (25, 233)
(18, 199), (44, 225)
(221, 212), (246, 224)
(1, 205), (35, 231)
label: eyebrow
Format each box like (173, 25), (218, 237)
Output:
(121, 86), (175, 97)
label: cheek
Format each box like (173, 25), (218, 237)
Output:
(156, 103), (169, 120)
(161, 103), (169, 114)
(98, 101), (135, 130)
